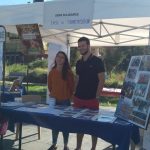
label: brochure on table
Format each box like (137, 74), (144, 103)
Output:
(3, 102), (116, 123)
(115, 55), (150, 129)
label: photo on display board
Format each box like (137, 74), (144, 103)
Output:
(146, 85), (150, 101)
(139, 56), (150, 71)
(121, 81), (136, 99)
(115, 55), (150, 129)
(126, 68), (137, 80)
(134, 84), (148, 98)
(130, 56), (141, 67)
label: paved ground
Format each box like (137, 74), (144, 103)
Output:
(1, 125), (115, 150)
(0, 106), (142, 150)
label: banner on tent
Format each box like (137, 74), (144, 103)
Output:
(48, 42), (68, 70)
(16, 24), (43, 55)
(115, 55), (150, 129)
(44, 0), (94, 29)
(46, 42), (68, 102)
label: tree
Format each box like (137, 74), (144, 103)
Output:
(70, 47), (80, 68)
(103, 46), (150, 76)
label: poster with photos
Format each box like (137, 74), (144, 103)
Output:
(16, 24), (43, 55)
(115, 55), (150, 129)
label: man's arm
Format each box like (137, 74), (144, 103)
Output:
(96, 72), (105, 98)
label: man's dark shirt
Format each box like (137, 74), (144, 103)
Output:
(75, 55), (105, 100)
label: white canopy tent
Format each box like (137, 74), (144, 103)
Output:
(0, 0), (150, 46)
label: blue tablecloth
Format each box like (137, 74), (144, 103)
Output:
(0, 106), (140, 150)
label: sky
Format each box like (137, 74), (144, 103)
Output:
(0, 0), (49, 6)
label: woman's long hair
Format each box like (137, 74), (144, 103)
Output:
(52, 51), (71, 80)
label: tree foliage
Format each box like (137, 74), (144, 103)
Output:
(102, 46), (150, 75)
(70, 47), (80, 67)
(69, 46), (150, 76)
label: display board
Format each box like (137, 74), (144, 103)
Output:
(16, 24), (43, 55)
(115, 55), (150, 129)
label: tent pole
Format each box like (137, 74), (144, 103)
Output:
(66, 34), (70, 60)
(148, 25), (150, 45)
(0, 26), (6, 105)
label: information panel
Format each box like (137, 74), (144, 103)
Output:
(16, 24), (43, 55)
(115, 55), (150, 129)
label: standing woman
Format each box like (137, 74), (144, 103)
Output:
(48, 51), (74, 150)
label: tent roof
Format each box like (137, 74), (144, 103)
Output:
(1, 0), (150, 46)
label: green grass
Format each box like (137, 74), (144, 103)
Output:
(26, 84), (119, 107)
(99, 96), (119, 107)
(28, 84), (47, 92)
(25, 84), (47, 99)
(6, 64), (27, 76)
(3, 79), (121, 107)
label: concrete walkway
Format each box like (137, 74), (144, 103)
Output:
(2, 125), (114, 150)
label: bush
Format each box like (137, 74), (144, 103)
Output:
(6, 60), (48, 83)
(105, 71), (125, 88)
(29, 59), (48, 69)
(24, 72), (47, 83)
(25, 68), (47, 83)
(27, 60), (48, 83)
(6, 64), (27, 77)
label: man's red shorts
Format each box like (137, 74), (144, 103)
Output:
(73, 96), (99, 110)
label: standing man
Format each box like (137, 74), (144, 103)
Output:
(73, 37), (105, 150)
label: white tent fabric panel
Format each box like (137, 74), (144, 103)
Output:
(94, 0), (150, 19)
(1, 0), (150, 46)
(40, 18), (150, 46)
(47, 0), (150, 19)
(0, 3), (43, 25)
